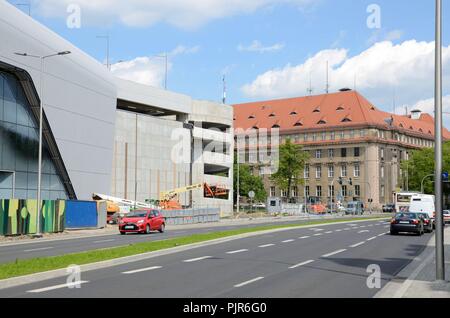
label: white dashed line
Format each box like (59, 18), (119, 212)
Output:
(258, 244), (275, 248)
(234, 277), (264, 288)
(335, 229), (342, 232)
(24, 247), (54, 252)
(313, 233), (323, 236)
(289, 260), (315, 269)
(312, 229), (324, 232)
(322, 249), (347, 258)
(226, 249), (249, 254)
(325, 231), (333, 234)
(299, 236), (310, 239)
(122, 266), (162, 274)
(27, 281), (89, 293)
(350, 241), (365, 248)
(183, 256), (212, 263)
(282, 239), (295, 243)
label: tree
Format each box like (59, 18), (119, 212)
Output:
(233, 155), (267, 204)
(270, 138), (310, 202)
(401, 141), (450, 194)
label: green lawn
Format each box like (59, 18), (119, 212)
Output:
(0, 216), (386, 280)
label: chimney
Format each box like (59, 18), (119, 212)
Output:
(411, 109), (422, 120)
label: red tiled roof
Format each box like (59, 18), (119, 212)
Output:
(233, 90), (450, 140)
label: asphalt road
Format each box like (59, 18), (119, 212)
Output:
(0, 219), (431, 298)
(0, 218), (348, 264)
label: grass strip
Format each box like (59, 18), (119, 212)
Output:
(0, 216), (386, 280)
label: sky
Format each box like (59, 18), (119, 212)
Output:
(8, 0), (450, 124)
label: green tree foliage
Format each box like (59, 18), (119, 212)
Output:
(401, 141), (450, 194)
(233, 156), (267, 203)
(270, 138), (310, 201)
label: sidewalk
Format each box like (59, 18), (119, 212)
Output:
(0, 213), (387, 246)
(376, 226), (450, 298)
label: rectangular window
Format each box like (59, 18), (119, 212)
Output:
(316, 186), (322, 197)
(304, 165), (310, 179)
(304, 134), (308, 142)
(350, 130), (355, 139)
(342, 185), (348, 197)
(355, 185), (361, 197)
(381, 166), (385, 178)
(281, 189), (287, 197)
(354, 147), (360, 157)
(341, 165), (347, 177)
(292, 186), (298, 198)
(315, 149), (322, 159)
(380, 148), (385, 159)
(316, 165), (322, 179)
(330, 131), (335, 140)
(328, 165), (334, 178)
(270, 186), (276, 197)
(380, 185), (385, 198)
(305, 186), (310, 198)
(341, 148), (347, 157)
(340, 131), (345, 139)
(360, 129), (365, 137)
(321, 132), (326, 141)
(328, 149), (334, 158)
(354, 164), (360, 177)
(312, 133), (317, 141)
(328, 185), (335, 197)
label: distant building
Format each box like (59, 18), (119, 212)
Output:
(233, 90), (450, 209)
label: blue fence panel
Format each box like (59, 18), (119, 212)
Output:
(65, 200), (98, 228)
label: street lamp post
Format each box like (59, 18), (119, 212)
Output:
(14, 51), (71, 237)
(434, 0), (445, 282)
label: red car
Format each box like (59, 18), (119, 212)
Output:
(119, 210), (166, 235)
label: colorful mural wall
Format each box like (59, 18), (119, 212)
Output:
(0, 200), (65, 236)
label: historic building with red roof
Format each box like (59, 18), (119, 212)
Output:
(233, 89), (448, 209)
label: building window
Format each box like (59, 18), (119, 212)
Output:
(355, 185), (361, 197)
(381, 166), (385, 178)
(316, 186), (322, 197)
(304, 134), (308, 142)
(312, 133), (317, 141)
(315, 149), (322, 159)
(354, 164), (360, 177)
(341, 165), (347, 177)
(340, 131), (345, 139)
(342, 185), (348, 197)
(380, 185), (385, 198)
(316, 165), (322, 179)
(328, 165), (334, 178)
(270, 186), (276, 197)
(354, 147), (360, 157)
(305, 186), (310, 198)
(328, 149), (334, 158)
(360, 129), (365, 137)
(380, 148), (385, 159)
(281, 189), (287, 197)
(330, 131), (335, 140)
(292, 186), (298, 198)
(350, 130), (355, 139)
(328, 185), (335, 197)
(321, 132), (326, 141)
(341, 148), (347, 157)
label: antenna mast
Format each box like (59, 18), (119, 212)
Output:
(325, 61), (329, 93)
(222, 75), (227, 104)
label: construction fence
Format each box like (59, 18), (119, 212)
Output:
(162, 208), (220, 225)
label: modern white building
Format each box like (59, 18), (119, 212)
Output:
(0, 1), (233, 215)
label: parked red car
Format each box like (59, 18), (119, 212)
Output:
(119, 210), (165, 235)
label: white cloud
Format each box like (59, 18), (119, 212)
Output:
(242, 40), (450, 108)
(111, 56), (170, 87)
(32, 0), (315, 29)
(367, 29), (404, 46)
(407, 96), (450, 117)
(238, 40), (285, 53)
(169, 45), (201, 56)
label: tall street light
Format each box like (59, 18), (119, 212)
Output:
(96, 35), (110, 70)
(14, 50), (71, 237)
(434, 0), (445, 282)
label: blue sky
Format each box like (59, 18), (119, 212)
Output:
(9, 0), (450, 120)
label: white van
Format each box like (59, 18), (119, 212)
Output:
(408, 194), (435, 219)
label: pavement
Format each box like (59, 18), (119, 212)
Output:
(375, 225), (450, 298)
(0, 214), (385, 264)
(0, 218), (431, 298)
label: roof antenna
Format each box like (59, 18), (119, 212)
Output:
(325, 61), (329, 94)
(222, 75), (227, 104)
(307, 70), (313, 95)
(393, 88), (396, 115)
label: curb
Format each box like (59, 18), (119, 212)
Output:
(0, 217), (387, 290)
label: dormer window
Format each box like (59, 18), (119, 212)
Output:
(370, 106), (376, 111)
(342, 117), (352, 123)
(336, 105), (345, 111)
(399, 123), (404, 128)
(428, 130), (432, 135)
(409, 126), (414, 130)
(313, 107), (320, 113)
(419, 128), (423, 133)
(290, 111), (298, 115)
(269, 113), (276, 117)
(248, 115), (255, 119)
(317, 119), (327, 125)
(272, 124), (281, 129)
(252, 126), (259, 130)
(294, 121), (303, 127)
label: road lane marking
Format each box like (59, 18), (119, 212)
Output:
(313, 233), (323, 236)
(312, 228), (324, 232)
(299, 236), (310, 239)
(122, 266), (162, 274)
(93, 239), (115, 243)
(234, 277), (264, 288)
(27, 281), (89, 293)
(367, 236), (377, 241)
(282, 239), (295, 243)
(360, 225), (367, 228)
(226, 249), (249, 254)
(335, 229), (342, 232)
(23, 247), (53, 252)
(350, 241), (365, 248)
(258, 244), (275, 248)
(358, 230), (369, 233)
(325, 231), (333, 234)
(183, 256), (212, 263)
(377, 233), (385, 237)
(289, 260), (314, 269)
(322, 249), (347, 258)
(349, 224), (358, 227)
(343, 228), (351, 231)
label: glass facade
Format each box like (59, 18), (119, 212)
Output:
(0, 71), (68, 200)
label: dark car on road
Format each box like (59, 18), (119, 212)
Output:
(382, 204), (396, 213)
(390, 212), (424, 236)
(417, 213), (433, 233)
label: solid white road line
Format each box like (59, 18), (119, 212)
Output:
(93, 239), (115, 243)
(289, 260), (315, 269)
(122, 266), (162, 274)
(226, 249), (249, 254)
(350, 241), (365, 248)
(299, 236), (310, 239)
(23, 247), (53, 252)
(258, 244), (275, 248)
(322, 249), (347, 258)
(282, 239), (295, 243)
(183, 256), (212, 263)
(377, 233), (386, 237)
(234, 277), (264, 288)
(27, 281), (89, 293)
(367, 236), (377, 241)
